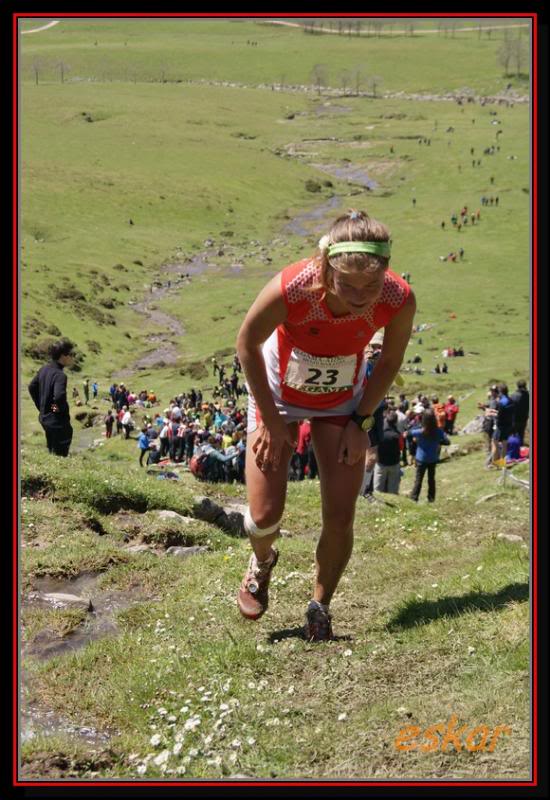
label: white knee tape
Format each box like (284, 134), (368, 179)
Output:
(243, 508), (281, 538)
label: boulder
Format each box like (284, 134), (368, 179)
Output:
(41, 593), (94, 612)
(192, 496), (227, 525)
(459, 416), (485, 435)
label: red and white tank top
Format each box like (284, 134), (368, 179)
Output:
(261, 258), (410, 410)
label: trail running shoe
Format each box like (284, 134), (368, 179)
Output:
(237, 548), (279, 620)
(305, 601), (334, 642)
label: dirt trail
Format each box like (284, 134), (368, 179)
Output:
(21, 20), (60, 34)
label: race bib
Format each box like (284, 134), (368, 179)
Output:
(283, 348), (357, 394)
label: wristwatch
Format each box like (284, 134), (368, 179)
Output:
(350, 411), (375, 433)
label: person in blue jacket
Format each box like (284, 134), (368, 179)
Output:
(138, 426), (150, 467)
(407, 408), (449, 502)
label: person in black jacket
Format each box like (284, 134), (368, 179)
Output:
(510, 379), (530, 444)
(373, 411), (402, 494)
(28, 339), (75, 456)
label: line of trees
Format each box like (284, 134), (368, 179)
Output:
(311, 63), (382, 97)
(497, 29), (529, 77)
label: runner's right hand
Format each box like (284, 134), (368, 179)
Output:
(252, 418), (296, 473)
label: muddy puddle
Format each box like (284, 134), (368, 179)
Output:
(20, 573), (148, 748)
(282, 195), (342, 236)
(313, 163), (379, 189)
(23, 572), (152, 662)
(20, 701), (114, 746)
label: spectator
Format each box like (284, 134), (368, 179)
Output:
(505, 432), (522, 463)
(479, 386), (499, 466)
(28, 338), (75, 457)
(159, 418), (170, 458)
(147, 439), (162, 466)
(92, 381), (98, 400)
(82, 378), (90, 405)
(510, 379), (529, 444)
(492, 383), (515, 462)
(408, 409), (450, 503)
(121, 406), (133, 439)
(138, 427), (150, 466)
(104, 409), (114, 439)
(432, 396), (447, 429)
(444, 395), (459, 435)
(373, 411), (402, 494)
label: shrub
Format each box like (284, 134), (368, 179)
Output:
(305, 179), (322, 193)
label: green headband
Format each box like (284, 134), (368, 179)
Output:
(327, 241), (391, 259)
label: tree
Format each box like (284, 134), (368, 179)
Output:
(311, 64), (328, 96)
(57, 61), (69, 84)
(351, 65), (367, 96)
(369, 75), (382, 98)
(32, 57), (42, 85)
(512, 34), (528, 77)
(340, 69), (351, 95)
(497, 30), (514, 76)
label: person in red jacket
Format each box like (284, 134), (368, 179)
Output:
(235, 209), (416, 641)
(444, 395), (460, 435)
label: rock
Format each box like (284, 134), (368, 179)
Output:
(165, 546), (208, 558)
(156, 510), (195, 523)
(475, 493), (499, 504)
(125, 544), (158, 553)
(460, 416), (485, 435)
(192, 496), (227, 525)
(497, 533), (524, 543)
(41, 593), (94, 612)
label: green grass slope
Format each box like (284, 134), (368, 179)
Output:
(21, 445), (529, 779)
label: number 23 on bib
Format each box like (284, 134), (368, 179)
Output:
(283, 348), (359, 395)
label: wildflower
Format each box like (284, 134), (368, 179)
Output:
(153, 750), (170, 767)
(343, 649), (353, 657)
(150, 733), (162, 746)
(173, 743), (183, 756)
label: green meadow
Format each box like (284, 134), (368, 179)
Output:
(20, 18), (531, 781)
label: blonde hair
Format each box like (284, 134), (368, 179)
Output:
(315, 209), (391, 292)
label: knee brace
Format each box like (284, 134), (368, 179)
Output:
(243, 508), (281, 538)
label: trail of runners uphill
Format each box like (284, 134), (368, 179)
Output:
(119, 196), (352, 380)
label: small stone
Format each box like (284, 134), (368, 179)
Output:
(497, 533), (524, 543)
(165, 546), (208, 558)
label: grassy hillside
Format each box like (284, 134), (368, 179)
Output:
(19, 19), (531, 782)
(21, 444), (529, 780)
(19, 19), (530, 95)
(21, 81), (529, 435)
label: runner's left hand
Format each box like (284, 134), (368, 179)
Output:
(337, 421), (370, 466)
